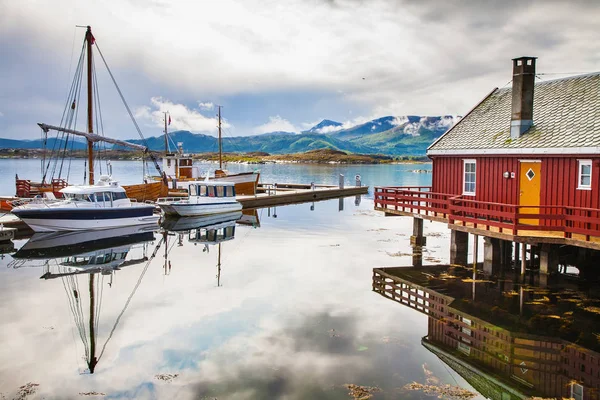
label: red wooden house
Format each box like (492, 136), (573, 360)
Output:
(375, 57), (600, 270)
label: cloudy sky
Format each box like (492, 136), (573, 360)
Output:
(0, 0), (598, 140)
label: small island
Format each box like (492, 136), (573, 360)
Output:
(0, 148), (430, 165)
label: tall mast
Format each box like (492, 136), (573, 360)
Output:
(217, 106), (222, 169)
(163, 111), (169, 155)
(85, 26), (95, 185)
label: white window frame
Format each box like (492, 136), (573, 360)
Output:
(578, 160), (592, 190)
(463, 159), (476, 196)
(571, 382), (584, 400)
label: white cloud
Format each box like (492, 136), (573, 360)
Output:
(314, 125), (344, 134)
(198, 102), (214, 111)
(252, 116), (297, 134)
(1, 0), (599, 139)
(135, 97), (231, 135)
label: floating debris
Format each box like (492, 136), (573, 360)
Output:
(438, 273), (458, 280)
(386, 251), (412, 257)
(155, 373), (179, 382)
(422, 363), (439, 385)
(328, 329), (341, 338)
(582, 306), (600, 314)
(344, 384), (381, 399)
(426, 232), (444, 237)
(79, 392), (106, 397)
(14, 383), (39, 400)
(461, 278), (494, 283)
(403, 382), (476, 399)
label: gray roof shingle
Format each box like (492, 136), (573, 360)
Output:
(428, 72), (600, 155)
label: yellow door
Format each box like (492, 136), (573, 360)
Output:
(519, 161), (541, 225)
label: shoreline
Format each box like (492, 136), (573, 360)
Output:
(0, 148), (431, 165)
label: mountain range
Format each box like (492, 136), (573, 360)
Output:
(0, 115), (459, 156)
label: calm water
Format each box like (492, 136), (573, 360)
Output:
(0, 158), (432, 196)
(0, 160), (598, 399)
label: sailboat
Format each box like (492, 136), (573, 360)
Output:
(159, 106), (260, 195)
(13, 26), (168, 203)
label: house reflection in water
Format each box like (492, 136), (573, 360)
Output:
(373, 266), (600, 400)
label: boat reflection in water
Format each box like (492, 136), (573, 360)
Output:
(373, 266), (600, 400)
(10, 225), (158, 374)
(160, 210), (247, 284)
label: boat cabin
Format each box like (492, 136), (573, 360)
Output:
(375, 57), (600, 251)
(189, 181), (237, 198)
(60, 176), (130, 206)
(163, 143), (200, 181)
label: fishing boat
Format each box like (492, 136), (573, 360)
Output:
(156, 180), (242, 217)
(11, 175), (159, 232)
(13, 26), (168, 203)
(159, 106), (260, 195)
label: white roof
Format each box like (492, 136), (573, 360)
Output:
(190, 180), (236, 187)
(60, 184), (126, 194)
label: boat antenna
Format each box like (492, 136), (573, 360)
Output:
(163, 111), (170, 155)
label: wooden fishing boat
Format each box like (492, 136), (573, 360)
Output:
(123, 180), (168, 202)
(159, 107), (260, 195)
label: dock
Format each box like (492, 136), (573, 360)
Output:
(237, 182), (368, 209)
(0, 179), (369, 239)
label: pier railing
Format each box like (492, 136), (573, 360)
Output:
(374, 186), (600, 243)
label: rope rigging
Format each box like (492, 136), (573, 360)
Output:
(94, 42), (163, 179)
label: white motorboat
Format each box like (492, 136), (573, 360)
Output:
(11, 175), (159, 232)
(157, 180), (242, 217)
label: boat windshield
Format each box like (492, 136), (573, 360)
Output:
(64, 193), (94, 202)
(194, 185), (236, 197)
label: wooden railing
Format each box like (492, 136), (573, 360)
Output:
(374, 186), (600, 243)
(374, 186), (452, 219)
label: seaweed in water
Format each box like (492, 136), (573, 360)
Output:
(344, 384), (381, 399)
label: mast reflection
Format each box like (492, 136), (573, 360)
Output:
(10, 224), (158, 374)
(160, 210), (251, 286)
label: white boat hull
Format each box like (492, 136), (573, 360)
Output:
(18, 215), (160, 233)
(159, 201), (242, 217)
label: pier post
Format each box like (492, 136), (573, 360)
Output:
(339, 174), (344, 189)
(500, 240), (513, 268)
(338, 197), (344, 212)
(450, 230), (468, 266)
(514, 242), (520, 271)
(472, 234), (479, 269)
(483, 237), (502, 275)
(410, 217), (426, 246)
(412, 245), (423, 268)
(520, 243), (527, 275)
(539, 244), (559, 275)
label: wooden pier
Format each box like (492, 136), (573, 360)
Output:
(238, 182), (368, 209)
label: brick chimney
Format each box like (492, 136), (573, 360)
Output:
(510, 56), (537, 139)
